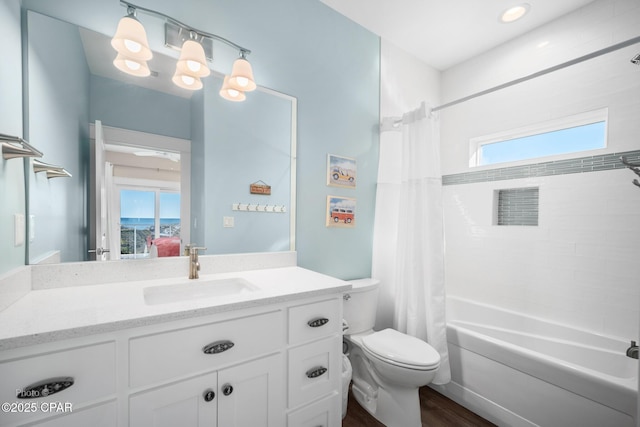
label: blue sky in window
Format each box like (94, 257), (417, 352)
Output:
(480, 121), (606, 165)
(121, 190), (180, 219)
(160, 193), (181, 219)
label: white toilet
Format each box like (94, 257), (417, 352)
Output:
(343, 278), (440, 427)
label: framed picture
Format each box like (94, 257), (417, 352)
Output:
(326, 195), (356, 228)
(327, 154), (356, 188)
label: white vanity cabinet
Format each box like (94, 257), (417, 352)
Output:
(286, 297), (343, 426)
(129, 353), (283, 427)
(0, 341), (118, 427)
(0, 292), (345, 427)
(128, 310), (285, 427)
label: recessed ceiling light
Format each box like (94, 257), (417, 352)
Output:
(500, 3), (531, 23)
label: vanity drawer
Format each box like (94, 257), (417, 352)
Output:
(28, 400), (117, 427)
(130, 310), (283, 388)
(0, 342), (116, 425)
(287, 392), (340, 427)
(288, 298), (341, 345)
(288, 335), (341, 409)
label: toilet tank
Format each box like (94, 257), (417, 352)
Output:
(343, 278), (380, 335)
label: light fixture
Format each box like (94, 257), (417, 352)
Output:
(175, 35), (211, 78)
(172, 72), (203, 91)
(111, 7), (152, 61)
(113, 53), (151, 77)
(110, 1), (255, 99)
(219, 75), (246, 102)
(172, 33), (209, 91)
(227, 51), (257, 92)
(500, 3), (531, 23)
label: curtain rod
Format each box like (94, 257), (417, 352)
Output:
(430, 35), (640, 113)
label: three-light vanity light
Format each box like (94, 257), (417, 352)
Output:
(110, 1), (255, 101)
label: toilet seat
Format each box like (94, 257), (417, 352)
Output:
(361, 328), (440, 370)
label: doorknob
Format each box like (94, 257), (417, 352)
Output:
(88, 248), (110, 256)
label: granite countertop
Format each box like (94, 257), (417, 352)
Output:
(0, 266), (351, 351)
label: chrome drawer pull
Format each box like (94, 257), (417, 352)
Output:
(307, 317), (329, 328)
(16, 377), (74, 399)
(306, 366), (327, 379)
(202, 340), (235, 354)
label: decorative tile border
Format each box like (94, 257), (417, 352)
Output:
(442, 150), (640, 185)
(497, 187), (539, 226)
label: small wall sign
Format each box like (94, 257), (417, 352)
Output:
(250, 180), (271, 195)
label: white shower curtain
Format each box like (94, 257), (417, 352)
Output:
(372, 102), (450, 384)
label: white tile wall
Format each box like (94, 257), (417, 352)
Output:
(440, 0), (640, 339)
(443, 170), (640, 338)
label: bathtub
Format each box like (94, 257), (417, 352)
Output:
(431, 297), (638, 427)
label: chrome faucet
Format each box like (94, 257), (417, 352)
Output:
(188, 245), (207, 279)
(626, 340), (638, 359)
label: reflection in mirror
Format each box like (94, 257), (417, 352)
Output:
(89, 123), (190, 262)
(25, 11), (296, 264)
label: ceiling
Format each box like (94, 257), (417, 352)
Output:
(320, 0), (597, 70)
(79, 27), (193, 99)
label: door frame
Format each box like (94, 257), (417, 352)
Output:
(90, 123), (191, 260)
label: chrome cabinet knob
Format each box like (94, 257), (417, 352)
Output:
(222, 384), (233, 396)
(203, 389), (215, 402)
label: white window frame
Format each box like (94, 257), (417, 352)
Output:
(469, 108), (609, 168)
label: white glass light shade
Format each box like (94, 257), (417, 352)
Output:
(172, 71), (203, 90)
(111, 16), (152, 60)
(219, 75), (246, 102)
(113, 54), (151, 77)
(228, 57), (256, 92)
(176, 39), (210, 77)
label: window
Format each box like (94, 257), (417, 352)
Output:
(470, 109), (608, 167)
(119, 189), (181, 259)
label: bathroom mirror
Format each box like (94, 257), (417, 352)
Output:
(25, 11), (296, 264)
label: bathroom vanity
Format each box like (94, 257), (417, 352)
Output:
(0, 253), (349, 427)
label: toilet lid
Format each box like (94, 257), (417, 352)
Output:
(361, 328), (440, 369)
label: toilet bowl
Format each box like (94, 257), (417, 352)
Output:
(343, 279), (440, 427)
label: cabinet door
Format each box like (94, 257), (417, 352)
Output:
(217, 353), (284, 427)
(287, 392), (341, 427)
(129, 372), (218, 427)
(27, 401), (118, 427)
(0, 342), (116, 426)
(288, 335), (341, 409)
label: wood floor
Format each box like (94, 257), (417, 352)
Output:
(342, 386), (496, 427)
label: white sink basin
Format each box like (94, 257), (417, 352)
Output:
(144, 277), (259, 305)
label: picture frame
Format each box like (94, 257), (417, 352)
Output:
(327, 154), (356, 188)
(326, 195), (356, 228)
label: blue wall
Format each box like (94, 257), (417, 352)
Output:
(197, 76), (293, 254)
(0, 0), (26, 275)
(90, 75), (191, 140)
(19, 0), (380, 279)
(26, 11), (90, 263)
